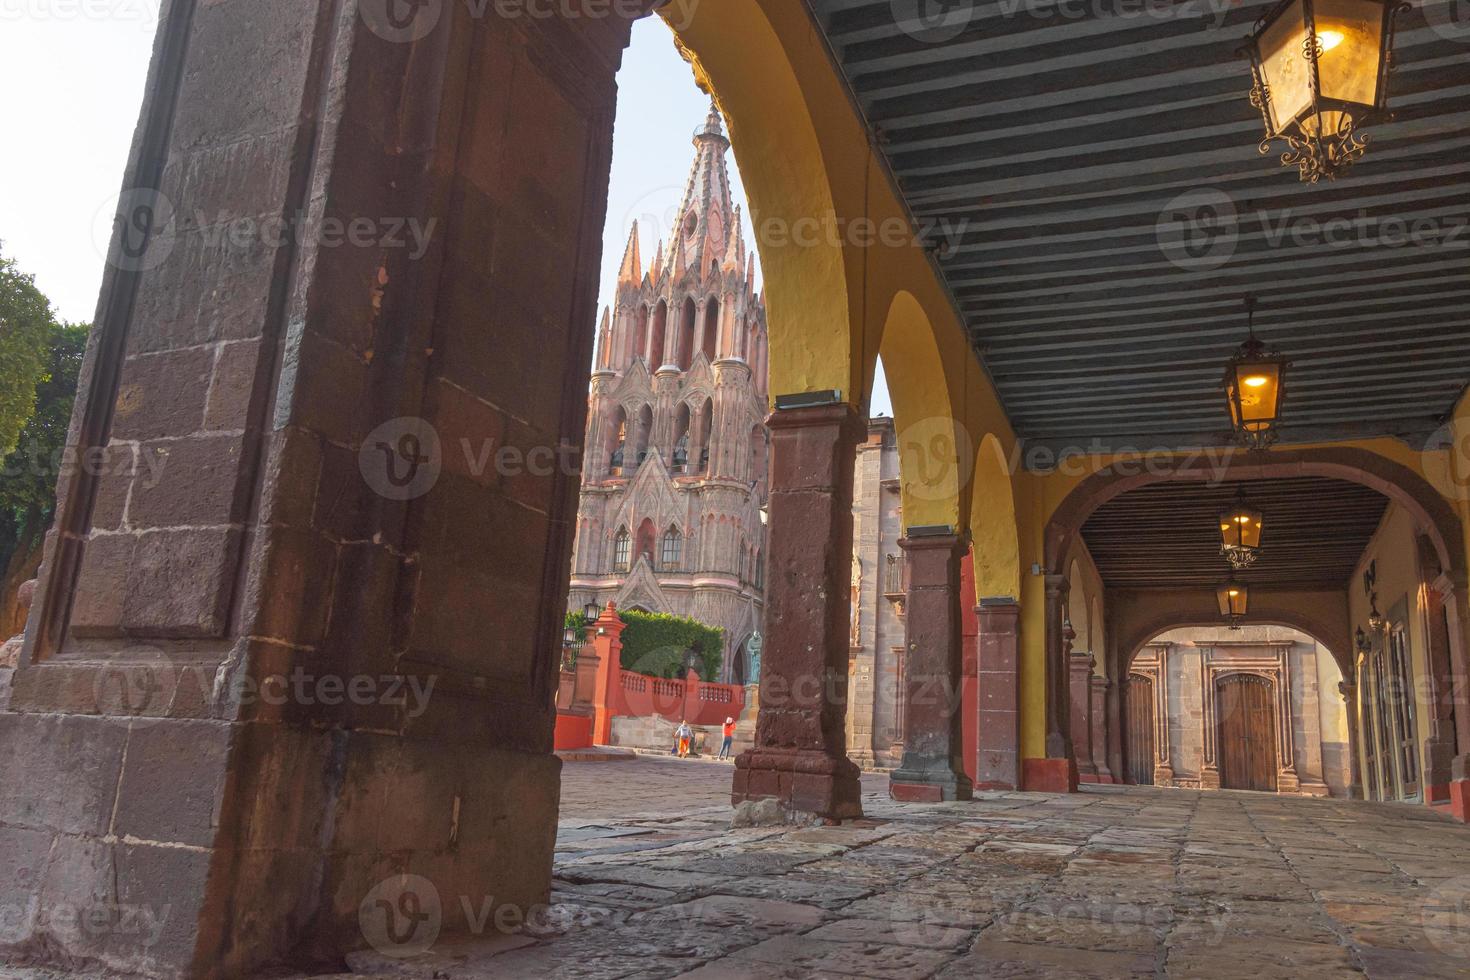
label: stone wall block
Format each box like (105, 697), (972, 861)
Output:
(128, 433), (248, 529)
(122, 527), (243, 637)
(68, 534), (137, 635)
(258, 427), (324, 530)
(236, 524), (338, 650)
(204, 338), (265, 432)
(0, 714), (126, 836)
(89, 445), (141, 532)
(170, 0), (327, 148)
(113, 719), (232, 848)
(110, 347), (214, 441)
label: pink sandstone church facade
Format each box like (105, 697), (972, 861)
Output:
(568, 106), (770, 684)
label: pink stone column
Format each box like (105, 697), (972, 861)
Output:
(732, 400), (863, 821)
(1029, 575), (1079, 793)
(890, 531), (973, 803)
(1090, 675), (1115, 783)
(975, 599), (1021, 790)
(1070, 650), (1098, 781)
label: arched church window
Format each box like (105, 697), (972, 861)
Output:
(610, 407), (628, 473)
(636, 518), (657, 566)
(678, 297), (697, 370)
(696, 399), (713, 472)
(634, 404), (653, 466)
(661, 528), (683, 570)
(703, 296), (720, 362)
(672, 403), (691, 472)
(613, 528), (631, 572)
(649, 301), (668, 366)
(754, 548), (764, 589)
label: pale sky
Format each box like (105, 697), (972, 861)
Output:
(0, 9), (891, 415)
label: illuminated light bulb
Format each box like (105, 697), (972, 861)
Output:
(1244, 375), (1270, 388)
(1318, 30), (1345, 52)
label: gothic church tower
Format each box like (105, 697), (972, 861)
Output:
(569, 104), (769, 684)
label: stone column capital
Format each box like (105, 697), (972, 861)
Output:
(1044, 573), (1069, 600)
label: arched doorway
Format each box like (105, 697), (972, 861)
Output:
(1217, 674), (1279, 793)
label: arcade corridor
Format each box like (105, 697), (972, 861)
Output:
(0, 0), (1467, 976)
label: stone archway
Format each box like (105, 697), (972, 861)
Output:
(1039, 447), (1469, 782)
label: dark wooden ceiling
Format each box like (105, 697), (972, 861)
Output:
(1079, 477), (1390, 589)
(810, 0), (1470, 450)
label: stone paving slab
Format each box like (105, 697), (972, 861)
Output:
(57, 755), (1460, 980)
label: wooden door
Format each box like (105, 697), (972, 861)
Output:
(1125, 674), (1154, 786)
(1217, 675), (1278, 792)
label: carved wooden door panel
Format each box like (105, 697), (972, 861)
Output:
(1218, 675), (1278, 793)
(1125, 674), (1154, 786)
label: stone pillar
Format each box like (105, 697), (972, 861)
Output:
(1106, 667), (1125, 783)
(1090, 674), (1115, 783)
(709, 358), (751, 480)
(846, 434), (883, 770)
(653, 365), (681, 463)
(1294, 643), (1330, 796)
(1028, 575), (1078, 792)
(587, 370), (618, 482)
(1339, 680), (1365, 800)
(1070, 648), (1098, 780)
(0, 4), (630, 974)
(975, 599), (1021, 790)
(890, 532), (973, 803)
(732, 401), (863, 822)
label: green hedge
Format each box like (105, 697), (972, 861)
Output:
(617, 609), (723, 680)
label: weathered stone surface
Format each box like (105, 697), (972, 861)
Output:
(935, 940), (1156, 979)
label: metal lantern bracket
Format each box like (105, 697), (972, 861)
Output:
(1241, 0), (1410, 182)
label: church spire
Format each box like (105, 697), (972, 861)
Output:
(617, 221), (642, 285)
(664, 99), (735, 282)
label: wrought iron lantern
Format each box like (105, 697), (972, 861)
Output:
(1242, 0), (1408, 182)
(1224, 298), (1289, 450)
(1367, 593), (1386, 632)
(1218, 579), (1250, 629)
(1219, 490), (1265, 570)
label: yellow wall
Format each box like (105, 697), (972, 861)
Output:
(1315, 644), (1348, 744)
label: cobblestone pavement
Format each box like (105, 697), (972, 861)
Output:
(321, 755), (1470, 979)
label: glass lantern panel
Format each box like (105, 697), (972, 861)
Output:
(1259, 1), (1314, 131)
(1233, 360), (1282, 429)
(1313, 0), (1385, 107)
(1222, 507), (1264, 549)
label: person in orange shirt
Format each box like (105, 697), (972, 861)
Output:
(718, 717), (736, 760)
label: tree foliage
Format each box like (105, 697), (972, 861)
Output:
(0, 322), (87, 521)
(618, 609), (723, 680)
(0, 248), (59, 460)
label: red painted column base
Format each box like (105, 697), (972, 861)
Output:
(1023, 757), (1080, 794)
(1450, 779), (1470, 823)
